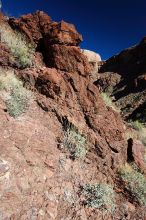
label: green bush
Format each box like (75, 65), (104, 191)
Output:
(131, 120), (144, 131)
(6, 88), (30, 117)
(119, 164), (146, 205)
(128, 120), (146, 146)
(63, 125), (88, 160)
(82, 183), (116, 213)
(0, 24), (34, 68)
(0, 69), (31, 117)
(101, 92), (118, 112)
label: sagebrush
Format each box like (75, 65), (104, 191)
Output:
(131, 120), (144, 131)
(119, 164), (146, 205)
(82, 183), (116, 213)
(0, 24), (34, 68)
(0, 69), (32, 117)
(101, 92), (118, 112)
(130, 120), (146, 146)
(63, 125), (88, 160)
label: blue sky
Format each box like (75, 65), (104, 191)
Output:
(2, 0), (146, 60)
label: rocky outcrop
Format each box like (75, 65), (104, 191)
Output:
(81, 49), (101, 76)
(21, 66), (127, 172)
(9, 11), (90, 74)
(9, 11), (82, 46)
(81, 49), (101, 66)
(97, 38), (146, 122)
(0, 11), (145, 219)
(9, 11), (52, 43)
(44, 45), (91, 74)
(128, 139), (146, 174)
(44, 20), (82, 46)
(42, 19), (89, 73)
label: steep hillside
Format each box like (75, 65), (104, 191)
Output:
(97, 38), (146, 124)
(0, 11), (145, 219)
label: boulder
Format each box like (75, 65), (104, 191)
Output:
(81, 49), (101, 74)
(44, 20), (83, 46)
(132, 140), (146, 173)
(127, 138), (146, 173)
(81, 49), (101, 63)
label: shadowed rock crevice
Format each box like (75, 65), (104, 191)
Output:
(127, 138), (134, 162)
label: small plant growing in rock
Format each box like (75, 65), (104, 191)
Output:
(131, 120), (144, 131)
(0, 69), (32, 117)
(82, 183), (116, 213)
(101, 92), (118, 112)
(0, 24), (34, 68)
(119, 163), (146, 205)
(129, 120), (146, 146)
(6, 88), (30, 117)
(63, 125), (88, 160)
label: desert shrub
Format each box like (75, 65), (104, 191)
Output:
(119, 164), (146, 205)
(6, 88), (30, 117)
(129, 120), (146, 146)
(131, 120), (144, 131)
(0, 24), (34, 68)
(0, 69), (31, 117)
(140, 128), (146, 146)
(63, 125), (88, 160)
(82, 183), (116, 213)
(101, 92), (118, 112)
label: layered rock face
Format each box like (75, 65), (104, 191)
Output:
(9, 11), (90, 75)
(9, 11), (52, 43)
(0, 11), (145, 219)
(43, 20), (90, 74)
(97, 39), (146, 122)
